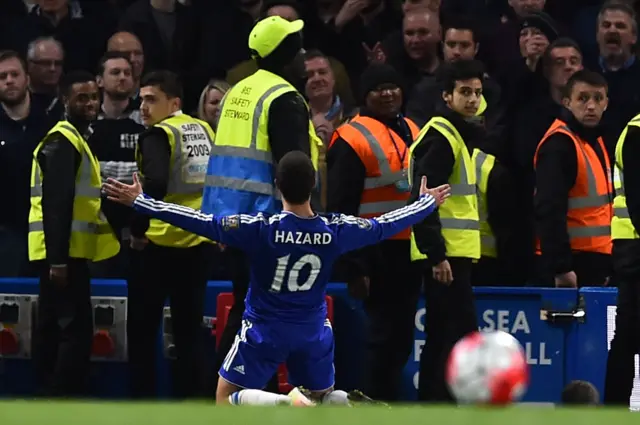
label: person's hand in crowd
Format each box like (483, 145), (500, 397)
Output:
(335, 0), (368, 30)
(363, 42), (387, 64)
(523, 35), (549, 70)
(348, 275), (370, 299)
(103, 172), (143, 207)
(432, 260), (453, 285)
(555, 271), (578, 288)
(49, 265), (68, 288)
(312, 113), (334, 144)
(130, 236), (149, 251)
(419, 176), (450, 206)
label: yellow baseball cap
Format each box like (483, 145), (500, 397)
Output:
(248, 16), (304, 59)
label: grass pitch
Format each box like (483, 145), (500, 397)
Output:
(0, 402), (637, 425)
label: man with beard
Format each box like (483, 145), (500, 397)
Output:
(593, 2), (640, 157)
(29, 71), (120, 396)
(88, 52), (145, 278)
(0, 50), (57, 277)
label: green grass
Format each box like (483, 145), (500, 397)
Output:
(0, 402), (637, 425)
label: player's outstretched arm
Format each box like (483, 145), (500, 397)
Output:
(102, 174), (261, 247)
(336, 176), (450, 253)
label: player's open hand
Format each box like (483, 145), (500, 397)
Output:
(419, 176), (450, 206)
(103, 173), (143, 207)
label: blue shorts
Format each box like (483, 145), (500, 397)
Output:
(219, 318), (334, 391)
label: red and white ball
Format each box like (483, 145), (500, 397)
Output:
(446, 330), (529, 405)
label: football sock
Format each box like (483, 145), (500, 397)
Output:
(322, 390), (350, 405)
(229, 389), (292, 406)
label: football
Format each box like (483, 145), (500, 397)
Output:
(446, 330), (529, 405)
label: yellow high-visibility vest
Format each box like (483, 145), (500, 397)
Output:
(612, 114), (640, 240)
(472, 148), (497, 258)
(29, 121), (120, 261)
(203, 69), (320, 216)
(137, 113), (214, 247)
(409, 116), (481, 261)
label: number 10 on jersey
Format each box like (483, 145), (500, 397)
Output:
(269, 254), (322, 293)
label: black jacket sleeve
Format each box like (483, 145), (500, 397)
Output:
(486, 161), (517, 260)
(533, 133), (577, 275)
(130, 128), (171, 238)
(621, 126), (640, 232)
(37, 133), (81, 265)
(268, 91), (311, 162)
(409, 128), (455, 264)
(326, 137), (369, 279)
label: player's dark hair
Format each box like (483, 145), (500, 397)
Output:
(140, 70), (183, 100)
(275, 151), (315, 205)
(562, 69), (608, 99)
(440, 59), (484, 94)
(561, 380), (600, 405)
(59, 70), (96, 98)
(97, 51), (132, 76)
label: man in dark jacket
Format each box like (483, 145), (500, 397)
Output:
(408, 60), (483, 402)
(30, 71), (118, 397)
(0, 50), (58, 277)
(533, 70), (612, 288)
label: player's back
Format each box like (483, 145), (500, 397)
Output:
(243, 212), (344, 325)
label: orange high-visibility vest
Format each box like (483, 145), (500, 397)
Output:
(533, 119), (613, 255)
(330, 115), (419, 240)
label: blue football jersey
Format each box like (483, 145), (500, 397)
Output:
(133, 194), (437, 325)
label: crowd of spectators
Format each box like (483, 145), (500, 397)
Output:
(1, 0), (639, 287)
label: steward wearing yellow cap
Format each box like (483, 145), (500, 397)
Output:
(204, 16), (322, 389)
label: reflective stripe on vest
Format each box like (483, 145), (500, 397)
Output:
(474, 149), (497, 256)
(28, 220), (112, 235)
(347, 121), (406, 190)
(557, 124), (611, 237)
(429, 121), (476, 196)
(156, 120), (215, 194)
(204, 83), (289, 197)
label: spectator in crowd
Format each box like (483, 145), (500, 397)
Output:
(6, 0), (115, 73)
(118, 0), (201, 109)
(305, 49), (356, 135)
(481, 0), (547, 75)
(328, 63), (421, 401)
(30, 71), (120, 396)
(605, 109), (640, 406)
(405, 16), (504, 147)
(501, 12), (559, 109)
(402, 0), (440, 14)
(594, 2), (640, 156)
(106, 31), (146, 97)
(127, 71), (213, 398)
(226, 1), (356, 107)
(381, 7), (442, 94)
(26, 37), (64, 112)
(304, 48), (356, 210)
(0, 50), (57, 277)
(408, 60), (483, 402)
(202, 16), (321, 395)
(511, 37), (584, 182)
(562, 380), (600, 405)
(533, 70), (612, 288)
(196, 79), (230, 131)
(88, 52), (144, 279)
